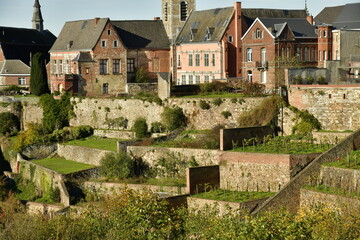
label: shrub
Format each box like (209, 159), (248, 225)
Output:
(151, 122), (165, 133)
(132, 117), (150, 138)
(50, 128), (71, 142)
(318, 75), (326, 85)
(30, 52), (50, 96)
(290, 106), (321, 136)
(221, 111), (232, 119)
(212, 98), (223, 106)
(199, 83), (215, 94)
(71, 125), (94, 139)
(100, 152), (134, 179)
(0, 112), (20, 136)
(134, 67), (150, 83)
(14, 123), (48, 151)
(231, 98), (237, 103)
(306, 76), (314, 85)
(161, 107), (187, 131)
(199, 100), (211, 110)
(294, 75), (303, 84)
(104, 117), (128, 129)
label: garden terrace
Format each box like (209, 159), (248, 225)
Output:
(63, 136), (119, 152)
(323, 149), (360, 169)
(31, 157), (96, 174)
(191, 189), (274, 203)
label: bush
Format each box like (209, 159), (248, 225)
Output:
(0, 112), (20, 136)
(290, 107), (322, 136)
(199, 83), (215, 94)
(71, 125), (94, 139)
(14, 123), (49, 152)
(294, 75), (303, 84)
(161, 107), (187, 131)
(199, 100), (211, 110)
(212, 98), (223, 106)
(151, 122), (165, 133)
(50, 128), (71, 142)
(318, 75), (326, 85)
(100, 152), (134, 179)
(231, 98), (237, 103)
(134, 67), (150, 83)
(104, 117), (128, 129)
(132, 117), (150, 138)
(306, 76), (314, 85)
(221, 111), (232, 119)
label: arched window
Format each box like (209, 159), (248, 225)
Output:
(180, 1), (188, 21)
(164, 2), (168, 21)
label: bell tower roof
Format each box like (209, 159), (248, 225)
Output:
(32, 0), (44, 31)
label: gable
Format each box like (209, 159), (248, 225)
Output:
(242, 18), (274, 41)
(277, 24), (295, 40)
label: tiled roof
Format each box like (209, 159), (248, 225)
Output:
(50, 18), (109, 52)
(314, 5), (344, 25)
(0, 60), (30, 75)
(259, 18), (317, 38)
(176, 7), (234, 44)
(243, 9), (308, 27)
(111, 20), (170, 49)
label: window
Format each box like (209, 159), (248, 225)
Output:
(180, 1), (188, 21)
(127, 59), (135, 73)
(188, 75), (193, 84)
(103, 83), (109, 94)
(113, 40), (118, 48)
(261, 71), (267, 84)
(319, 51), (322, 61)
(52, 60), (57, 74)
(204, 53), (209, 67)
(296, 47), (301, 60)
(107, 29), (111, 36)
(204, 75), (209, 83)
(177, 54), (181, 67)
(247, 48), (252, 62)
(323, 30), (327, 38)
(212, 53), (216, 67)
(164, 2), (168, 21)
(101, 40), (107, 48)
(256, 28), (263, 39)
(113, 59), (121, 74)
(100, 59), (108, 74)
(355, 69), (359, 79)
(188, 54), (193, 66)
(311, 48), (316, 62)
(323, 51), (327, 61)
(228, 35), (233, 43)
(59, 60), (63, 74)
(195, 75), (200, 84)
(195, 54), (200, 66)
(247, 71), (252, 82)
(64, 60), (69, 74)
(286, 47), (290, 58)
(86, 68), (90, 74)
(304, 47), (309, 62)
(181, 75), (186, 85)
(18, 77), (26, 85)
(261, 48), (266, 63)
(318, 30), (322, 37)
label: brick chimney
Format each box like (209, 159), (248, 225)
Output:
(154, 17), (160, 20)
(307, 15), (313, 25)
(94, 17), (100, 27)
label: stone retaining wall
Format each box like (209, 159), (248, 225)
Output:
(320, 166), (360, 193)
(93, 129), (135, 140)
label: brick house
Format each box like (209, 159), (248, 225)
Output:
(241, 17), (317, 88)
(49, 18), (170, 96)
(173, 1), (308, 85)
(0, 60), (30, 88)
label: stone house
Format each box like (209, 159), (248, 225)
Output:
(49, 18), (170, 96)
(0, 0), (56, 89)
(242, 17), (317, 88)
(172, 1), (308, 85)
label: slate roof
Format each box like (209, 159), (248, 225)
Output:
(0, 60), (30, 75)
(176, 7), (234, 44)
(314, 3), (360, 30)
(50, 18), (109, 52)
(111, 20), (170, 49)
(259, 18), (317, 38)
(0, 26), (56, 65)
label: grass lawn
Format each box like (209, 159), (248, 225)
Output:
(323, 150), (360, 170)
(192, 189), (274, 203)
(63, 137), (119, 151)
(176, 93), (250, 98)
(31, 158), (96, 174)
(304, 185), (360, 199)
(95, 177), (186, 187)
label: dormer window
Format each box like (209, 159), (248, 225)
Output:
(190, 32), (194, 41)
(190, 28), (197, 41)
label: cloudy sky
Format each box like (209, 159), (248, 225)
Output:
(0, 0), (358, 35)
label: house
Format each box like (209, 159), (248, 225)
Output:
(172, 1), (308, 86)
(241, 17), (317, 88)
(0, 0), (56, 89)
(49, 18), (170, 96)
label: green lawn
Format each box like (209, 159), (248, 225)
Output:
(31, 157), (96, 174)
(176, 93), (250, 98)
(323, 150), (360, 170)
(63, 137), (119, 151)
(304, 185), (360, 199)
(192, 189), (274, 203)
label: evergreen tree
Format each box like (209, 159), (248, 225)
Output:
(30, 52), (50, 96)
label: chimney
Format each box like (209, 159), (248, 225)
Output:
(154, 17), (160, 20)
(94, 17), (100, 27)
(307, 15), (313, 25)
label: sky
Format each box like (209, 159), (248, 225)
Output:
(0, 0), (359, 36)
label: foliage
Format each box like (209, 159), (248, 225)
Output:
(104, 117), (128, 129)
(39, 93), (73, 133)
(161, 107), (187, 131)
(238, 81), (266, 96)
(199, 100), (211, 110)
(132, 117), (150, 138)
(0, 178), (10, 201)
(199, 82), (215, 94)
(135, 92), (163, 106)
(13, 123), (49, 152)
(0, 112), (20, 136)
(306, 76), (314, 85)
(304, 184), (360, 199)
(212, 98), (223, 106)
(317, 75), (326, 85)
(193, 189), (274, 203)
(323, 149), (360, 169)
(134, 67), (151, 83)
(221, 111), (232, 119)
(289, 106), (322, 136)
(30, 52), (50, 96)
(1, 85), (25, 93)
(151, 121), (165, 133)
(100, 152), (134, 180)
(153, 152), (189, 178)
(294, 75), (303, 84)
(71, 125), (94, 139)
(31, 157), (95, 174)
(238, 96), (282, 127)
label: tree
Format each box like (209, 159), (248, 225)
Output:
(0, 112), (20, 136)
(30, 52), (50, 96)
(161, 107), (187, 131)
(100, 152), (134, 179)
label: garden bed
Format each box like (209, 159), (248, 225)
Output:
(31, 157), (96, 174)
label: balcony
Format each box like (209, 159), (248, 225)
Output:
(256, 61), (268, 70)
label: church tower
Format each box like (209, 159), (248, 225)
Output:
(162, 0), (196, 42)
(32, 0), (44, 31)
